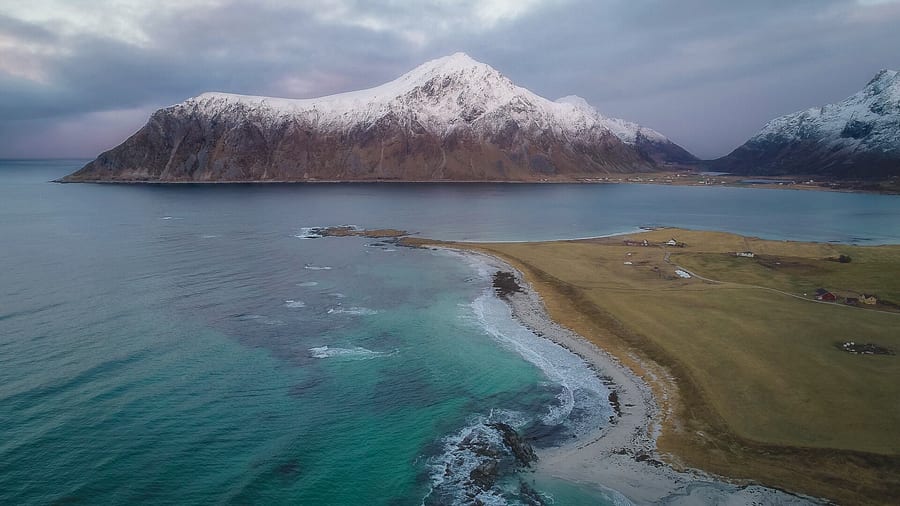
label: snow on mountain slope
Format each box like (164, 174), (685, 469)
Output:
(64, 53), (696, 182)
(753, 69), (900, 149)
(715, 69), (900, 178)
(184, 53), (680, 148)
(554, 95), (668, 144)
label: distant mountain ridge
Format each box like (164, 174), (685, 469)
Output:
(63, 53), (695, 183)
(713, 69), (900, 178)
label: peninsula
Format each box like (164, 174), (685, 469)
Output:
(404, 228), (900, 505)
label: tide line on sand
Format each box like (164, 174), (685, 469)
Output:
(440, 247), (823, 506)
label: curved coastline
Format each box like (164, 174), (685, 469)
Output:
(441, 246), (825, 505)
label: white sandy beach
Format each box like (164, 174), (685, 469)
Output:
(447, 247), (824, 506)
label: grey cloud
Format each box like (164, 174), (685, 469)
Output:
(0, 13), (59, 44)
(1, 0), (899, 158)
(450, 0), (900, 156)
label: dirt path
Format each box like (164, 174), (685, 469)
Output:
(661, 247), (900, 317)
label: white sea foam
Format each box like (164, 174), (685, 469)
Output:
(295, 227), (324, 239)
(422, 276), (616, 504)
(304, 264), (332, 270)
(439, 248), (612, 433)
(284, 300), (306, 308)
(296, 281), (319, 287)
(309, 345), (395, 360)
(200, 234), (219, 239)
(326, 306), (380, 316)
(470, 291), (612, 435)
(425, 410), (529, 506)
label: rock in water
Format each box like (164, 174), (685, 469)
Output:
(62, 53), (695, 183)
(469, 460), (500, 491)
(488, 422), (538, 467)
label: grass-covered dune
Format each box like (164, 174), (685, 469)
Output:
(405, 228), (900, 505)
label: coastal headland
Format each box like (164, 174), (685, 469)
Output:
(402, 228), (900, 505)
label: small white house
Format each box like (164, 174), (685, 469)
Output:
(735, 251), (755, 258)
(666, 239), (678, 246)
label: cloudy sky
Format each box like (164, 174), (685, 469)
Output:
(1, 0), (899, 159)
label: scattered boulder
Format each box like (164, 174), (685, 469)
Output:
(635, 453), (664, 467)
(492, 271), (523, 299)
(469, 460), (500, 490)
(488, 422), (538, 467)
(608, 390), (622, 417)
(519, 480), (547, 506)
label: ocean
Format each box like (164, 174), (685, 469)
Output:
(2, 159), (899, 505)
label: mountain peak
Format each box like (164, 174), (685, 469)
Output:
(399, 52), (500, 84)
(555, 95), (596, 112)
(868, 69), (898, 85)
(78, 53), (698, 183)
(428, 52), (480, 68)
(865, 69), (899, 97)
(715, 68), (900, 178)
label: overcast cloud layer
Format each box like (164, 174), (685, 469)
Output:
(1, 0), (899, 159)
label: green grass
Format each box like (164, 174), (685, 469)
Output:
(413, 229), (900, 505)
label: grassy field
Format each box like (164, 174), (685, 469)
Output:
(406, 229), (900, 505)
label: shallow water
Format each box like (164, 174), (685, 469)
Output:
(2, 160), (899, 505)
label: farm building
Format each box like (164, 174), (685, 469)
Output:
(816, 291), (837, 302)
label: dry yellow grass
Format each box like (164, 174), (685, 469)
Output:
(404, 229), (900, 505)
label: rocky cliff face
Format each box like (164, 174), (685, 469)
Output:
(63, 53), (695, 182)
(713, 69), (900, 178)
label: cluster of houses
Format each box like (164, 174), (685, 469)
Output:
(622, 238), (685, 248)
(815, 288), (877, 305)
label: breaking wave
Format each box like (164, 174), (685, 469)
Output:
(470, 292), (612, 435)
(284, 300), (306, 308)
(327, 306), (380, 316)
(424, 410), (536, 506)
(308, 346), (396, 360)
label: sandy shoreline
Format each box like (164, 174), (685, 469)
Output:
(443, 247), (825, 505)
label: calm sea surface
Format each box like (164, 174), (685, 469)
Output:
(2, 159), (899, 505)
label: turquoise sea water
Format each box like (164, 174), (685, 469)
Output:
(2, 160), (899, 505)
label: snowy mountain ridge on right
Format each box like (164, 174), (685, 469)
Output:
(713, 69), (900, 178)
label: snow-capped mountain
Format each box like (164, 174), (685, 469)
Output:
(714, 69), (900, 178)
(64, 53), (695, 182)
